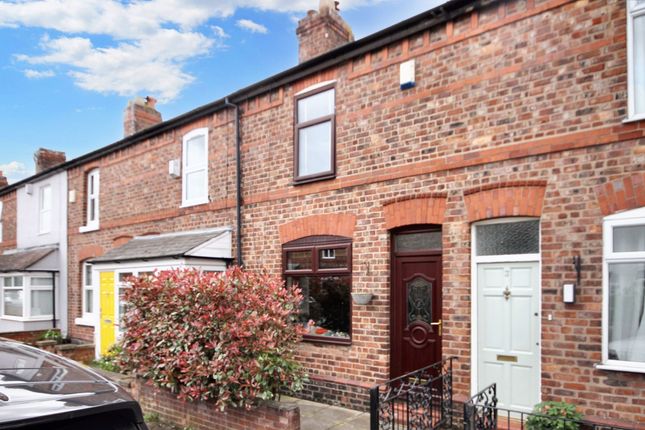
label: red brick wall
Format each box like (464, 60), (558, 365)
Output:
(66, 113), (237, 341)
(65, 0), (645, 424)
(0, 191), (17, 252)
(132, 380), (300, 430)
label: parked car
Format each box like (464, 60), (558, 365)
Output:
(0, 340), (148, 429)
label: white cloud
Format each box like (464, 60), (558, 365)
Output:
(0, 161), (33, 184)
(236, 18), (268, 34)
(23, 68), (55, 79)
(0, 0), (391, 100)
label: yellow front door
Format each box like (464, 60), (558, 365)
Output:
(100, 271), (115, 355)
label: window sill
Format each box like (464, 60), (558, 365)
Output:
(180, 199), (209, 209)
(302, 334), (351, 346)
(595, 363), (645, 374)
(79, 224), (99, 233)
(623, 113), (645, 124)
(1, 315), (54, 322)
(293, 173), (336, 186)
(74, 317), (95, 327)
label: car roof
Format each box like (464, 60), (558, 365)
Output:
(0, 341), (135, 424)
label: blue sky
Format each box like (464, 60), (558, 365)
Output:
(0, 0), (442, 184)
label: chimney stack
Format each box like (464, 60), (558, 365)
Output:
(123, 96), (162, 137)
(0, 171), (7, 189)
(34, 148), (66, 173)
(296, 0), (354, 63)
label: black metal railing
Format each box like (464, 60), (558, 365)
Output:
(370, 357), (454, 430)
(463, 383), (498, 430)
(464, 383), (635, 430)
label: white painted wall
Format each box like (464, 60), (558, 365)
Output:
(1, 171), (68, 336)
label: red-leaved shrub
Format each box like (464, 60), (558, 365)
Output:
(120, 267), (306, 410)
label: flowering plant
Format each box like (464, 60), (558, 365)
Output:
(120, 267), (306, 410)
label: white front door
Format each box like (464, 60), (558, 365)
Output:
(477, 262), (540, 412)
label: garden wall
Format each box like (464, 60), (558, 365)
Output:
(131, 379), (300, 430)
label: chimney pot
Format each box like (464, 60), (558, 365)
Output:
(123, 96), (162, 137)
(0, 171), (7, 189)
(34, 148), (66, 174)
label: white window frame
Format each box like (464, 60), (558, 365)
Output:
(181, 128), (209, 208)
(1, 274), (54, 321)
(39, 184), (52, 235)
(598, 206), (645, 373)
(626, 1), (645, 122)
(0, 201), (3, 242)
(82, 262), (94, 322)
(80, 169), (100, 232)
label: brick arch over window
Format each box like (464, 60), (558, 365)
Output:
(596, 173), (645, 216)
(279, 214), (356, 244)
(77, 244), (104, 262)
(463, 182), (547, 222)
(383, 197), (447, 230)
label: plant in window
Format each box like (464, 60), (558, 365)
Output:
(119, 267), (306, 410)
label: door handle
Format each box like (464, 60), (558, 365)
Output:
(430, 319), (442, 336)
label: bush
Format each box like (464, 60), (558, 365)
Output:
(526, 401), (583, 430)
(93, 344), (123, 373)
(41, 329), (63, 343)
(120, 267), (306, 410)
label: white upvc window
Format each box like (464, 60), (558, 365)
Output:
(181, 128), (209, 207)
(0, 201), (3, 242)
(1, 274), (54, 320)
(82, 262), (94, 320)
(115, 269), (153, 337)
(39, 185), (52, 234)
(599, 206), (645, 373)
(627, 1), (645, 121)
(80, 169), (99, 232)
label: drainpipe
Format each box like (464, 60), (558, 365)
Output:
(51, 271), (56, 329)
(223, 98), (243, 267)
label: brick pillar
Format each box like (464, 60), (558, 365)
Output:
(123, 96), (162, 137)
(34, 148), (66, 173)
(296, 0), (354, 63)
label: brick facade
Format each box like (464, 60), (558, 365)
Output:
(0, 191), (17, 252)
(59, 0), (645, 425)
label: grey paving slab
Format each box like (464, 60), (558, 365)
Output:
(280, 396), (369, 430)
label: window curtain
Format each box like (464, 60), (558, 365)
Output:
(609, 262), (645, 362)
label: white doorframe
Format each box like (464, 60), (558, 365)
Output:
(470, 217), (542, 401)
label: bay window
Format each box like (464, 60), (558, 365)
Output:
(283, 235), (351, 344)
(182, 128), (209, 207)
(601, 206), (645, 372)
(1, 274), (54, 320)
(628, 1), (645, 120)
(294, 84), (336, 183)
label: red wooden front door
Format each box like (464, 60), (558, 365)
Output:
(391, 230), (442, 379)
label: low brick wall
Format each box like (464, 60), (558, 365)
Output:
(0, 329), (55, 344)
(132, 379), (300, 430)
(293, 375), (371, 412)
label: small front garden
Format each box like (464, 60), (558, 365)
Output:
(117, 267), (307, 413)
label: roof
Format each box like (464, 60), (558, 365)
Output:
(0, 0), (482, 198)
(90, 228), (231, 264)
(0, 247), (57, 272)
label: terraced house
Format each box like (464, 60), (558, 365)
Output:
(0, 0), (644, 426)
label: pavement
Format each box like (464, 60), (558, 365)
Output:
(281, 396), (370, 430)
